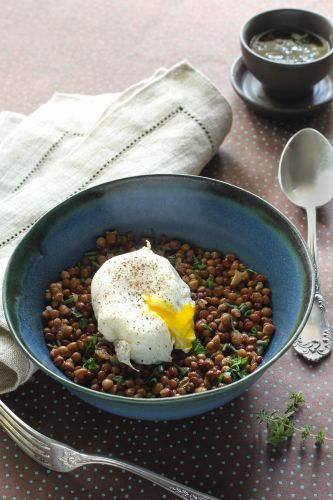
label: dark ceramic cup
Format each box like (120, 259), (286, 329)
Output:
(240, 8), (333, 100)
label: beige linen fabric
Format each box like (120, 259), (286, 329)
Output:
(0, 61), (232, 393)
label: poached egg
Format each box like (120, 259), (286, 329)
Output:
(91, 242), (195, 368)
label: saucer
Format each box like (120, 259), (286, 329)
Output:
(230, 56), (333, 119)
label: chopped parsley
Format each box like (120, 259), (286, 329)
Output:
(79, 318), (88, 330)
(193, 256), (206, 270)
(84, 250), (98, 260)
(228, 355), (249, 380)
(113, 375), (125, 385)
(145, 364), (164, 385)
(145, 374), (158, 385)
(177, 365), (189, 380)
(63, 295), (75, 306)
(192, 339), (207, 355)
(206, 277), (215, 289)
(257, 339), (270, 346)
(224, 301), (237, 309)
(238, 303), (249, 315)
(222, 343), (238, 354)
(83, 357), (99, 372)
(203, 323), (214, 333)
(84, 334), (98, 357)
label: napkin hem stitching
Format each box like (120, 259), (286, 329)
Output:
(11, 130), (84, 194)
(73, 105), (215, 194)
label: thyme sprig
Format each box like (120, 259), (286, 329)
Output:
(256, 392), (331, 446)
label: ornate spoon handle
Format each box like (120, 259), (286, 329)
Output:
(293, 206), (332, 361)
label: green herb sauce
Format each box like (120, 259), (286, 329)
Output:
(250, 29), (330, 64)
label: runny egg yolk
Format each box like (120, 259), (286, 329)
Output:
(144, 294), (195, 351)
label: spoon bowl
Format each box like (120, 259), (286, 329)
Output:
(279, 128), (333, 208)
(279, 128), (333, 361)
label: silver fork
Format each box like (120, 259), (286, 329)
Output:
(0, 399), (218, 500)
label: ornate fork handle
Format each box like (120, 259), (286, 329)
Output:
(59, 450), (217, 500)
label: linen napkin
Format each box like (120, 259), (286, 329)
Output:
(0, 61), (232, 394)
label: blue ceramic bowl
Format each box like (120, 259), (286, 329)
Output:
(3, 175), (314, 420)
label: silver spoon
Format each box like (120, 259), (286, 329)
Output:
(278, 128), (333, 362)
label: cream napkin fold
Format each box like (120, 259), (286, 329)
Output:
(0, 61), (232, 394)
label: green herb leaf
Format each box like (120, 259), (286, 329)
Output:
(256, 409), (270, 424)
(250, 326), (257, 336)
(301, 425), (310, 440)
(230, 356), (248, 367)
(315, 430), (325, 446)
(79, 318), (88, 330)
(84, 334), (98, 357)
(203, 323), (214, 333)
(193, 256), (206, 270)
(206, 277), (215, 289)
(238, 303), (249, 315)
(222, 343), (238, 354)
(257, 339), (270, 347)
(83, 357), (99, 372)
(267, 418), (295, 445)
(84, 251), (99, 261)
(177, 365), (189, 380)
(290, 391), (305, 405)
(145, 364), (164, 384)
(145, 374), (157, 385)
(224, 301), (237, 309)
(244, 309), (253, 317)
(192, 339), (207, 355)
(113, 375), (125, 385)
(227, 356), (249, 381)
(63, 295), (75, 306)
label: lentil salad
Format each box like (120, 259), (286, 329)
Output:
(42, 230), (276, 398)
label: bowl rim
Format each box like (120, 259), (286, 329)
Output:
(3, 174), (315, 406)
(240, 7), (333, 68)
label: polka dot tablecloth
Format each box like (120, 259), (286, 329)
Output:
(1, 1), (333, 499)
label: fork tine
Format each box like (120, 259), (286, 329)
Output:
(0, 415), (51, 466)
(0, 413), (50, 454)
(0, 401), (50, 450)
